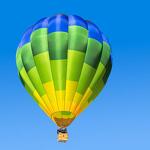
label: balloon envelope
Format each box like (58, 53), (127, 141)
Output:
(16, 14), (112, 128)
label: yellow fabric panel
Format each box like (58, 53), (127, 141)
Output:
(41, 95), (54, 114)
(43, 81), (59, 112)
(76, 80), (105, 117)
(74, 88), (93, 116)
(19, 68), (53, 118)
(33, 90), (51, 117)
(55, 90), (65, 111)
(65, 80), (78, 111)
(70, 92), (83, 112)
(76, 102), (89, 117)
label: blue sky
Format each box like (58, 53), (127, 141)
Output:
(0, 0), (150, 149)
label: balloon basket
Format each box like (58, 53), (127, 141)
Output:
(57, 128), (68, 143)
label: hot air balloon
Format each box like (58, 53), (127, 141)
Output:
(16, 14), (112, 142)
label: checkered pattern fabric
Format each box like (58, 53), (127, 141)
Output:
(16, 14), (112, 128)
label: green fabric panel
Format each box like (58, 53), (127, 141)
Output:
(67, 50), (85, 81)
(16, 48), (34, 92)
(50, 60), (67, 90)
(21, 43), (35, 72)
(33, 51), (52, 83)
(85, 38), (102, 68)
(61, 111), (72, 115)
(88, 80), (105, 103)
(20, 68), (35, 92)
(103, 57), (112, 84)
(16, 48), (23, 71)
(92, 80), (104, 95)
(18, 61), (40, 104)
(77, 63), (96, 94)
(17, 50), (35, 93)
(17, 51), (38, 98)
(88, 58), (112, 103)
(48, 32), (68, 60)
(31, 28), (48, 56)
(27, 67), (45, 96)
(68, 26), (88, 52)
(24, 84), (34, 97)
(89, 62), (106, 90)
(101, 42), (111, 66)
(24, 84), (39, 104)
(88, 41), (111, 91)
(18, 72), (25, 86)
(21, 75), (39, 104)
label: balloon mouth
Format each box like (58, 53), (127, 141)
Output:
(51, 111), (75, 128)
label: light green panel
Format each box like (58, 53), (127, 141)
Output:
(24, 84), (35, 99)
(22, 76), (39, 104)
(77, 63), (96, 94)
(19, 67), (35, 93)
(67, 50), (85, 81)
(25, 85), (39, 104)
(89, 62), (106, 90)
(27, 66), (45, 96)
(50, 60), (67, 90)
(68, 26), (88, 52)
(19, 67), (39, 104)
(16, 48), (23, 71)
(31, 28), (48, 56)
(33, 51), (52, 83)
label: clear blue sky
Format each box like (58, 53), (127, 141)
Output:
(0, 0), (150, 149)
